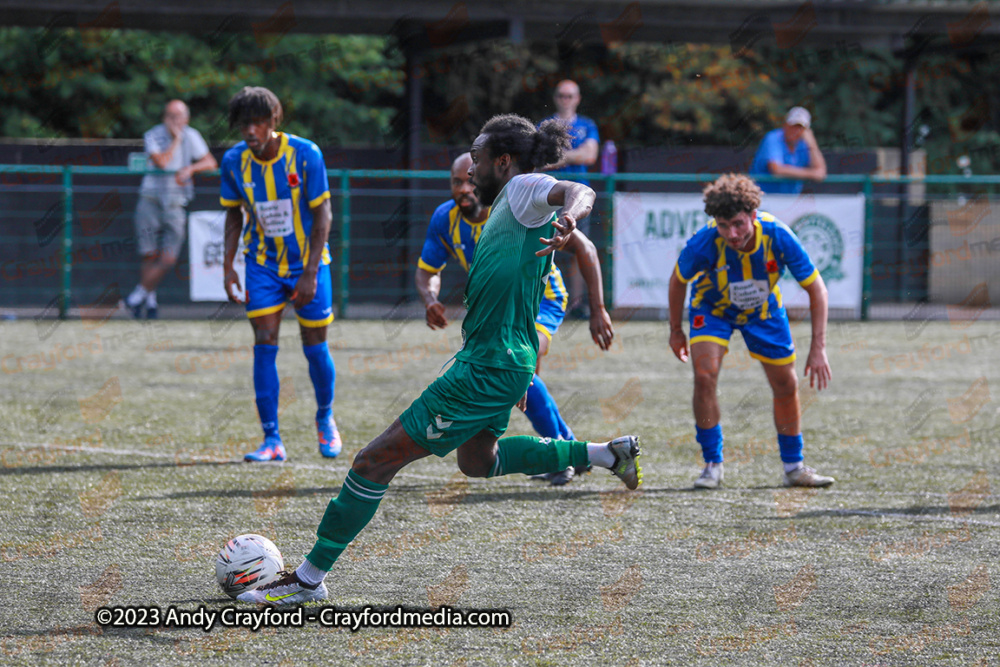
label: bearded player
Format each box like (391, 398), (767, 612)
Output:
(669, 174), (834, 489)
(238, 114), (641, 604)
(220, 87), (342, 461)
(415, 152), (614, 486)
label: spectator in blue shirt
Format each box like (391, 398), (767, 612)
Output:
(542, 80), (600, 180)
(542, 80), (600, 317)
(749, 107), (827, 194)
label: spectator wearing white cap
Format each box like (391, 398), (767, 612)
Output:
(749, 106), (827, 194)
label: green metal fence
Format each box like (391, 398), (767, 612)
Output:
(3, 165), (999, 319)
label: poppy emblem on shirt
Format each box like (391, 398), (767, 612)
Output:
(287, 173), (300, 188)
(693, 315), (706, 329)
(766, 259), (779, 273)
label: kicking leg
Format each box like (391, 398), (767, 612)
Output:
(525, 330), (579, 485)
(237, 419), (431, 604)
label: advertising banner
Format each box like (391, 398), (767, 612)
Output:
(613, 192), (865, 315)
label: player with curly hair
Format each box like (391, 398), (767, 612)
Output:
(668, 174), (835, 489)
(219, 86), (343, 462)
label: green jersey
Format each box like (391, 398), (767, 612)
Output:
(455, 173), (559, 373)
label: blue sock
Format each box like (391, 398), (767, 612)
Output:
(303, 342), (336, 421)
(253, 344), (280, 439)
(556, 411), (575, 441)
(778, 433), (804, 464)
(524, 375), (566, 439)
(696, 424), (723, 463)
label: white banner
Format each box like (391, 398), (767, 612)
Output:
(188, 210), (246, 302)
(613, 192), (865, 315)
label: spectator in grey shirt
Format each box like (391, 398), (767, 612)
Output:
(125, 99), (217, 318)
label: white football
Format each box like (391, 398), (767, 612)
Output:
(215, 534), (284, 598)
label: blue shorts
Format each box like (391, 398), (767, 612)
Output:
(689, 307), (795, 365)
(535, 296), (567, 341)
(245, 260), (334, 328)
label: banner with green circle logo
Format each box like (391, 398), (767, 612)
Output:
(612, 193), (865, 317)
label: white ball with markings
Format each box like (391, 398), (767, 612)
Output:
(215, 534), (284, 599)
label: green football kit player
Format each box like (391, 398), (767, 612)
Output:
(238, 114), (642, 605)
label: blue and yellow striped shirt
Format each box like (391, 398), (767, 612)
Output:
(675, 212), (819, 322)
(418, 200), (567, 309)
(219, 133), (331, 276)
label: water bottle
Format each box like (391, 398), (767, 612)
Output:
(600, 140), (618, 175)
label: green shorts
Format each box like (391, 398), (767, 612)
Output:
(399, 360), (533, 457)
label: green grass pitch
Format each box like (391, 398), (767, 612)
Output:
(1, 316), (997, 665)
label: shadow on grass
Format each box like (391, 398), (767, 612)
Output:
(0, 460), (245, 476)
(134, 481), (444, 501)
(134, 486), (340, 501)
(794, 504), (1000, 519)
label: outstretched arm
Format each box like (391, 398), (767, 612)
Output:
(803, 275), (831, 390)
(562, 230), (612, 350)
(536, 181), (596, 256)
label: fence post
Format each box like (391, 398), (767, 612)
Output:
(338, 171), (351, 318)
(604, 174), (616, 311)
(861, 176), (873, 321)
(61, 166), (73, 319)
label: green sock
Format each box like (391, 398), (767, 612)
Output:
(487, 435), (590, 477)
(306, 469), (388, 570)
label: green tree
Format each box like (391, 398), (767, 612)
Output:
(0, 27), (404, 146)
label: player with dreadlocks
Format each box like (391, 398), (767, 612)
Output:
(238, 113), (642, 604)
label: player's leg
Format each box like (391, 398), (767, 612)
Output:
(526, 330), (575, 440)
(449, 361), (640, 487)
(238, 419), (431, 604)
(744, 309), (833, 487)
(296, 264), (341, 458)
(271, 361), (496, 601)
(242, 360), (511, 603)
(238, 360), (642, 605)
(243, 261), (290, 462)
(526, 296), (579, 485)
(690, 311), (732, 488)
(458, 429), (641, 489)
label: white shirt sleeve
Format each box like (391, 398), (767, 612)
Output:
(185, 128), (211, 162)
(506, 173), (559, 228)
(144, 126), (168, 155)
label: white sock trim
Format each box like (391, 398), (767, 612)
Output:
(783, 462), (804, 473)
(586, 442), (616, 469)
(295, 558), (327, 587)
